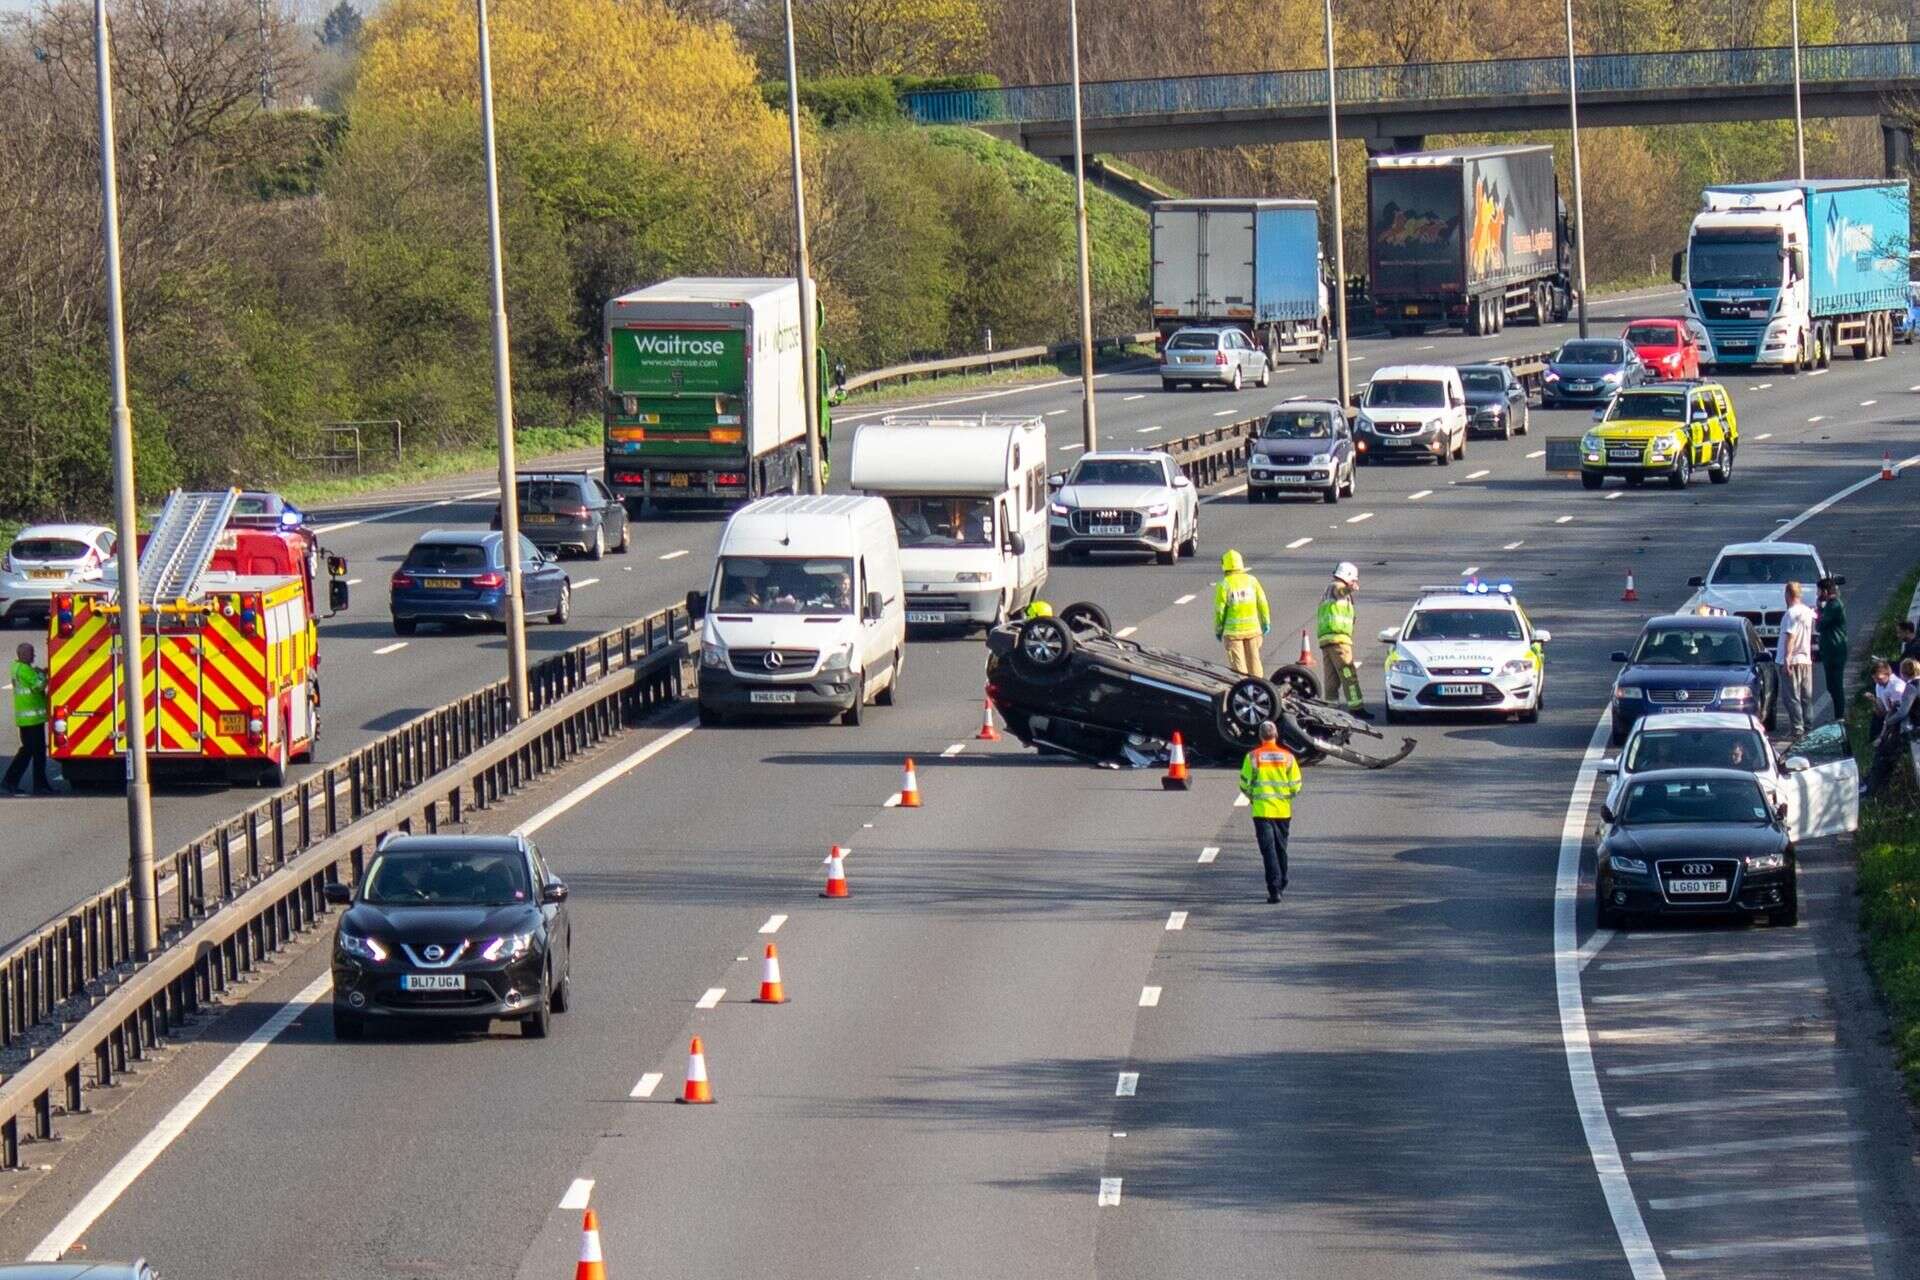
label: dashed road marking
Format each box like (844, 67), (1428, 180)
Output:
(1198, 846), (1220, 863)
(695, 987), (726, 1010)
(1526, 449), (1546, 459)
(373, 641), (408, 655)
(1648, 1181), (1854, 1211)
(1504, 540), (1525, 550)
(1346, 511), (1373, 524)
(559, 1178), (595, 1210)
(1808, 367), (1829, 375)
(1599, 947), (1812, 972)
(1138, 986), (1162, 1007)
(1166, 911), (1188, 931)
(1754, 432), (1773, 440)
(1465, 468), (1490, 480)
(1618, 1087), (1852, 1119)
(1137, 425), (1163, 434)
(1098, 1177), (1124, 1206)
(345, 577), (362, 586)
(1124, 394), (1145, 401)
(1668, 1233), (1883, 1261)
(659, 549), (688, 561)
(941, 742), (966, 757)
(1809, 415), (1827, 422)
(1416, 344), (1436, 351)
(1555, 515), (1573, 524)
(1865, 355), (1885, 364)
(1462, 565), (1480, 576)
(1175, 593), (1197, 605)
(1116, 1072), (1139, 1096)
(1212, 409), (1236, 417)
(630, 1073), (664, 1099)
(759, 914), (787, 934)
(1605, 491), (1623, 500)
(1046, 409), (1068, 417)
(1630, 1131), (1859, 1163)
(574, 577), (599, 588)
(1285, 536), (1313, 549)
(1407, 489), (1432, 501)
(1755, 382), (1774, 390)
(1115, 626), (1138, 638)
(1608, 1049), (1832, 1078)
(1059, 443), (1083, 452)
(1861, 399), (1878, 407)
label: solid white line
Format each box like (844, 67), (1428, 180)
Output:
(1861, 400), (1878, 407)
(1771, 452), (1920, 541)
(1608, 1049), (1832, 1078)
(574, 577), (600, 589)
(1115, 625), (1138, 638)
(27, 971), (334, 1262)
(1526, 449), (1546, 459)
(1198, 846), (1220, 863)
(1648, 1181), (1854, 1211)
(1174, 593), (1197, 606)
(1465, 469), (1490, 480)
(1755, 432), (1773, 440)
(1618, 1088), (1852, 1119)
(1138, 986), (1161, 1007)
(630, 1072), (664, 1099)
(559, 1178), (595, 1210)
(759, 914), (787, 934)
(1865, 355), (1885, 364)
(941, 742), (966, 758)
(1215, 484), (1248, 498)
(1668, 1234), (1881, 1261)
(1808, 368), (1829, 376)
(1116, 1072), (1140, 1096)
(1599, 948), (1812, 972)
(1555, 515), (1573, 524)
(1575, 927), (1615, 970)
(1552, 710), (1665, 1279)
(1166, 911), (1188, 931)
(696, 987), (726, 1010)
(1137, 425), (1163, 434)
(1124, 394), (1145, 401)
(1346, 511), (1374, 524)
(1098, 1177), (1123, 1206)
(1631, 1131), (1858, 1163)
(835, 370), (1132, 425)
(1911, 384), (1920, 392)
(515, 716), (698, 838)
(1285, 536), (1313, 549)
(1504, 540), (1525, 550)
(372, 641), (408, 656)
(1212, 409), (1236, 417)
(1605, 490), (1623, 500)
(659, 549), (688, 561)
(1407, 489), (1432, 501)
(311, 489), (495, 534)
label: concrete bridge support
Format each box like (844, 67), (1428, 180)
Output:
(1883, 118), (1914, 177)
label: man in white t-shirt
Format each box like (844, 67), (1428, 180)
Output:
(1775, 581), (1817, 739)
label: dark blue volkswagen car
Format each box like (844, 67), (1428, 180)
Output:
(1609, 613), (1777, 745)
(1541, 338), (1647, 407)
(390, 530), (571, 635)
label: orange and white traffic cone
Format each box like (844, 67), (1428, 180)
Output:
(1296, 629), (1315, 666)
(755, 942), (787, 1004)
(575, 1209), (607, 1280)
(898, 758), (923, 808)
(821, 845), (850, 898)
(679, 1035), (714, 1104)
(976, 695), (1001, 741)
(1883, 449), (1897, 480)
(1161, 731), (1192, 792)
(1621, 571), (1639, 602)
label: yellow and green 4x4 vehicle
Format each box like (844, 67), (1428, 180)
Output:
(1579, 381), (1738, 491)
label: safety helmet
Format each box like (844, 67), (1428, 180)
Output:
(1221, 549), (1246, 572)
(1025, 600), (1054, 618)
(1332, 561), (1359, 587)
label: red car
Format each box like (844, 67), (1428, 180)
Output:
(1622, 317), (1700, 381)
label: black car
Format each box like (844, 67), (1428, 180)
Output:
(492, 471), (630, 560)
(1457, 364), (1530, 438)
(1609, 613), (1778, 745)
(1246, 399), (1357, 504)
(1541, 339), (1646, 406)
(324, 834), (573, 1039)
(983, 603), (1413, 767)
(1594, 767), (1797, 928)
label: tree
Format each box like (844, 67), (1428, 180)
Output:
(752, 0), (990, 78)
(319, 1), (363, 49)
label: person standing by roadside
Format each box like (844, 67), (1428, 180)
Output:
(1316, 562), (1372, 719)
(1815, 577), (1848, 723)
(1868, 657), (1907, 741)
(1238, 720), (1302, 903)
(4, 642), (52, 797)
(1860, 658), (1920, 800)
(1776, 581), (1817, 740)
(1214, 550), (1270, 677)
(1899, 619), (1920, 666)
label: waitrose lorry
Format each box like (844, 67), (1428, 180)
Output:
(1150, 199), (1329, 362)
(1673, 179), (1910, 370)
(603, 277), (823, 511)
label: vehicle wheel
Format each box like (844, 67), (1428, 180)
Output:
(332, 1008), (364, 1041)
(1501, 417), (1512, 441)
(522, 982), (552, 1038)
(1595, 898), (1626, 932)
(1229, 366), (1243, 392)
(1520, 404), (1531, 435)
(1271, 663), (1321, 701)
(1437, 444), (1452, 467)
(1257, 362), (1271, 388)
(1059, 601), (1112, 635)
(1466, 298), (1483, 336)
(1344, 462), (1357, 497)
(1247, 487), (1262, 504)
(550, 966), (572, 1014)
(1709, 441), (1733, 484)
(1519, 700), (1539, 724)
(840, 687), (864, 726)
(261, 728), (289, 789)
(393, 617), (417, 636)
(1015, 615), (1075, 675)
(1156, 545), (1177, 565)
(876, 649), (902, 705)
(1181, 519), (1200, 557)
(1493, 301), (1505, 333)
(1455, 433), (1466, 460)
(616, 521), (631, 553)
(589, 526), (605, 560)
(549, 582), (571, 625)
(697, 701), (723, 728)
(1666, 455), (1690, 490)
(1764, 692), (1778, 733)
(1817, 324), (1832, 368)
(1323, 478), (1339, 505)
(1769, 894), (1799, 928)
(1218, 675), (1282, 747)
(1580, 471), (1603, 491)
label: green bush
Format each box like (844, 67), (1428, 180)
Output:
(761, 76), (902, 127)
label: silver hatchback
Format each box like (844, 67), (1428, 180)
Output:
(0, 524), (117, 625)
(1160, 327), (1270, 391)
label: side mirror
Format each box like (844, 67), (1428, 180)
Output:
(1670, 250), (1685, 283)
(1048, 472), (1066, 491)
(1376, 627), (1399, 643)
(1832, 574), (1846, 586)
(1534, 628), (1552, 644)
(685, 590), (707, 620)
(1687, 576), (1705, 587)
(1783, 755), (1811, 773)
(329, 579), (350, 614)
(1774, 802), (1790, 822)
(327, 555), (348, 578)
(541, 881), (570, 904)
(1007, 531), (1027, 556)
(866, 590), (885, 621)
(323, 881), (353, 905)
(1596, 758), (1619, 775)
(1599, 803), (1616, 825)
(1789, 247), (1807, 280)
(1609, 650), (1630, 663)
(1174, 475), (1194, 489)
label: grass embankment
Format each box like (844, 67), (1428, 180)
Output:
(840, 342), (1159, 408)
(276, 422), (599, 509)
(1849, 560), (1920, 1100)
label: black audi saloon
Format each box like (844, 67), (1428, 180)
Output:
(1594, 768), (1797, 929)
(1609, 613), (1777, 746)
(325, 834), (572, 1039)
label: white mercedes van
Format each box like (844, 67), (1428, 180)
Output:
(688, 495), (906, 726)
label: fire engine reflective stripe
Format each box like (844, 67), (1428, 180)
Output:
(50, 610), (114, 702)
(201, 619), (267, 706)
(157, 640), (203, 752)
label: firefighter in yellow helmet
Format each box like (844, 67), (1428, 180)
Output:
(1316, 561), (1371, 719)
(1214, 550), (1270, 677)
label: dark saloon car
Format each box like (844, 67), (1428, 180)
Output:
(1457, 364), (1530, 438)
(325, 834), (573, 1039)
(1245, 399), (1357, 504)
(1609, 613), (1777, 745)
(1541, 339), (1646, 407)
(1594, 768), (1797, 928)
(390, 530), (571, 634)
(491, 470), (629, 560)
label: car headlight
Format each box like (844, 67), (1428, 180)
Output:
(1581, 432), (1602, 452)
(1308, 454), (1332, 467)
(1647, 437), (1674, 459)
(1421, 418), (1442, 434)
(1602, 371), (1623, 383)
(1744, 851), (1786, 872)
(1500, 658), (1534, 677)
(1613, 685), (1641, 700)
(1608, 855), (1649, 875)
(822, 644), (854, 672)
(1389, 657), (1425, 677)
(1050, 502), (1069, 516)
(481, 932), (534, 961)
(1544, 370), (1561, 382)
(1716, 685), (1754, 702)
(701, 642), (725, 669)
(1356, 415), (1374, 431)
(954, 571), (991, 584)
(338, 930), (388, 962)
(1145, 503), (1170, 518)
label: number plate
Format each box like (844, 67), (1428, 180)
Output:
(1436, 683), (1483, 697)
(401, 974), (466, 991)
(522, 513), (557, 524)
(1404, 305), (1420, 317)
(1608, 449), (1641, 461)
(1669, 878), (1727, 895)
(906, 611), (949, 624)
(218, 711), (246, 735)
(1273, 474), (1307, 484)
(1381, 437), (1409, 446)
(668, 473), (692, 487)
(750, 690), (798, 704)
(424, 578), (459, 589)
(1089, 524), (1127, 536)
(28, 569), (65, 580)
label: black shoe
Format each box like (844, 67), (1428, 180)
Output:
(1350, 707), (1375, 721)
(1267, 892), (1280, 903)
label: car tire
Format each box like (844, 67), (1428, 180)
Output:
(1437, 444), (1451, 467)
(1709, 442), (1733, 483)
(1162, 381), (1177, 392)
(1059, 601), (1112, 635)
(589, 526), (605, 561)
(261, 728), (289, 789)
(1520, 404), (1531, 435)
(550, 965), (572, 1014)
(1580, 471), (1603, 491)
(522, 983), (552, 1038)
(1015, 615), (1075, 676)
(1218, 676), (1282, 747)
(393, 616), (417, 635)
(1769, 894), (1799, 928)
(1247, 487), (1262, 504)
(1257, 362), (1271, 388)
(549, 582), (571, 625)
(1184, 521), (1200, 556)
(1271, 663), (1321, 702)
(1595, 898), (1626, 932)
(616, 521), (631, 554)
(1229, 366), (1243, 392)
(1156, 547), (1177, 565)
(697, 701), (723, 728)
(1667, 455), (1690, 490)
(332, 1008), (364, 1041)
(841, 683), (865, 726)
(1323, 478), (1339, 505)
(1343, 462), (1357, 497)
(1519, 700), (1539, 724)
(876, 649), (902, 705)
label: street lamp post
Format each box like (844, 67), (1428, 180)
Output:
(93, 0), (159, 957)
(1789, 0), (1806, 179)
(1323, 0), (1350, 411)
(1068, 0), (1098, 452)
(1564, 0), (1591, 338)
(782, 0), (824, 494)
(474, 0), (530, 721)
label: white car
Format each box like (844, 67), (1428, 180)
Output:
(1353, 364), (1470, 466)
(1047, 451), (1200, 566)
(1599, 711), (1857, 842)
(1378, 582), (1548, 722)
(0, 524), (117, 626)
(1682, 540), (1834, 649)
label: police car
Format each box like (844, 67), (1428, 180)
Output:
(1376, 580), (1549, 723)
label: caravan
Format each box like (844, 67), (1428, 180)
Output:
(849, 416), (1049, 628)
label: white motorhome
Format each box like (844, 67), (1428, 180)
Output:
(848, 415), (1049, 627)
(688, 495), (905, 726)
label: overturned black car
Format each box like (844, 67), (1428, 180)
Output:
(985, 602), (1416, 768)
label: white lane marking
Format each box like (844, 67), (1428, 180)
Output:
(1285, 536), (1313, 549)
(1631, 1132), (1859, 1163)
(836, 370), (1132, 424)
(1604, 490), (1625, 501)
(1233, 793), (1248, 808)
(1608, 1049), (1833, 1078)
(1407, 489), (1432, 501)
(1911, 384), (1920, 392)
(515, 716), (698, 838)
(1865, 355), (1885, 364)
(1808, 415), (1827, 422)
(1669, 1234), (1883, 1261)
(1045, 409), (1069, 417)
(1861, 399), (1878, 407)
(659, 549), (688, 561)
(26, 971), (334, 1262)
(559, 1178), (595, 1209)
(1461, 565), (1480, 577)
(311, 487), (497, 534)
(1648, 1181), (1854, 1211)
(1596, 1017), (1834, 1044)
(1619, 1088), (1852, 1119)
(1526, 449), (1546, 459)
(1755, 432), (1773, 440)
(1138, 986), (1162, 1007)
(1503, 540), (1524, 550)
(1198, 846), (1220, 863)
(1808, 367), (1829, 376)
(1124, 394), (1145, 401)
(1346, 511), (1373, 524)
(574, 577), (600, 589)
(1593, 978), (1823, 1005)
(1575, 927), (1615, 970)
(759, 914), (787, 934)
(1416, 344), (1436, 351)
(345, 577), (362, 586)
(630, 1072), (664, 1099)
(1771, 451), (1920, 541)
(1347, 355), (1364, 363)
(1137, 425), (1163, 434)
(1098, 1177), (1124, 1206)
(1465, 469), (1490, 480)
(1755, 382), (1774, 390)
(1552, 710), (1665, 1280)
(1166, 911), (1188, 931)
(1058, 443), (1083, 452)
(1116, 1072), (1140, 1096)
(1212, 409), (1236, 417)
(1175, 593), (1197, 606)
(941, 743), (966, 758)
(1555, 515), (1573, 524)
(1214, 483), (1248, 498)
(373, 641), (408, 656)
(696, 987), (726, 1010)
(882, 792), (902, 808)
(1599, 948), (1812, 972)
(1115, 626), (1138, 638)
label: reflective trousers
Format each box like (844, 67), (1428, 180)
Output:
(1225, 636), (1264, 678)
(1320, 640), (1362, 710)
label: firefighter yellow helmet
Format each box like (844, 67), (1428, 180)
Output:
(1221, 549), (1246, 573)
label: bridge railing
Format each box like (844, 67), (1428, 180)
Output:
(904, 41), (1920, 126)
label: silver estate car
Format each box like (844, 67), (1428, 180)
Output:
(0, 524), (117, 626)
(1160, 327), (1271, 392)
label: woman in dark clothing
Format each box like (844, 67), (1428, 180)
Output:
(1816, 578), (1848, 723)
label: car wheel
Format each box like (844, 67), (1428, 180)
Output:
(1382, 702), (1400, 725)
(1156, 545), (1177, 565)
(1667, 456), (1690, 489)
(1595, 897), (1626, 932)
(550, 966), (572, 1014)
(1437, 444), (1451, 467)
(1257, 361), (1271, 388)
(1323, 477), (1339, 505)
(1229, 365), (1243, 392)
(1271, 663), (1321, 702)
(1162, 381), (1177, 392)
(1455, 432), (1466, 460)
(1218, 675), (1282, 746)
(1247, 487), (1262, 504)
(840, 683), (865, 726)
(697, 701), (723, 728)
(393, 616), (417, 636)
(261, 727), (289, 789)
(1015, 615), (1075, 675)
(549, 582), (571, 625)
(1520, 405), (1531, 435)
(1709, 441), (1733, 483)
(1343, 462), (1357, 497)
(1519, 700), (1539, 724)
(876, 649), (902, 705)
(1769, 894), (1799, 928)
(1580, 471), (1603, 490)
(332, 1008), (364, 1041)
(589, 526), (605, 560)
(1059, 601), (1112, 635)
(616, 520), (631, 553)
(522, 979), (552, 1038)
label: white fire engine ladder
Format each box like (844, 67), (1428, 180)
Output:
(138, 488), (241, 605)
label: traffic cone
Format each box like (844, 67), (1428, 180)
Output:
(898, 758), (923, 808)
(1621, 571), (1639, 602)
(575, 1209), (606, 1280)
(1161, 731), (1192, 791)
(755, 942), (788, 1004)
(821, 845), (850, 898)
(1883, 449), (1896, 480)
(1296, 629), (1315, 666)
(679, 1035), (714, 1104)
(975, 695), (1001, 741)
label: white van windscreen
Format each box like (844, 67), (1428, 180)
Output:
(715, 556), (854, 615)
(887, 497), (993, 549)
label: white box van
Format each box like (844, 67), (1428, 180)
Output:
(688, 495), (906, 726)
(848, 415), (1049, 627)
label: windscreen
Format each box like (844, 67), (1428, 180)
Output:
(1167, 332), (1220, 350)
(1631, 626), (1750, 666)
(1556, 341), (1624, 364)
(1404, 608), (1524, 642)
(1605, 393), (1685, 423)
(1626, 727), (1767, 773)
(517, 480), (585, 507)
(1620, 775), (1770, 825)
(9, 538), (91, 562)
(1262, 410), (1334, 439)
(1709, 553), (1821, 586)
(404, 542), (490, 571)
(715, 556), (854, 615)
(1623, 324), (1680, 346)
(1688, 229), (1782, 290)
(1363, 380), (1446, 409)
(888, 497), (993, 549)
(1070, 459), (1164, 487)
(361, 847), (533, 905)
(1460, 371), (1505, 393)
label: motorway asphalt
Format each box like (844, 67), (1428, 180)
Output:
(6, 289), (1920, 1277)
